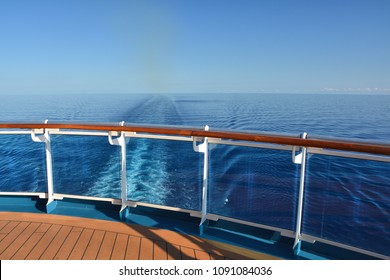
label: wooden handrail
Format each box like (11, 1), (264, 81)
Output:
(1, 123), (389, 156)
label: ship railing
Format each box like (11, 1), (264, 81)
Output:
(0, 122), (389, 259)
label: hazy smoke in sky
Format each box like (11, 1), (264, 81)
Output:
(112, 1), (176, 93)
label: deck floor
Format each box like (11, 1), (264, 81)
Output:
(0, 212), (279, 260)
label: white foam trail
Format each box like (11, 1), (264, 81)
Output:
(126, 139), (171, 205)
(87, 152), (121, 198)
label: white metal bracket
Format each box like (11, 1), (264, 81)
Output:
(193, 125), (213, 234)
(292, 132), (307, 164)
(108, 121), (129, 216)
(292, 132), (308, 254)
(31, 120), (56, 212)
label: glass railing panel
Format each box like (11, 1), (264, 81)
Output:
(126, 138), (202, 211)
(51, 135), (121, 199)
(209, 145), (299, 231)
(303, 155), (390, 256)
(0, 134), (47, 193)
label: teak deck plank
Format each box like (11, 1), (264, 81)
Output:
(0, 222), (30, 255)
(82, 230), (105, 260)
(0, 233), (7, 242)
(167, 243), (181, 260)
(0, 212), (280, 260)
(0, 222), (40, 259)
(210, 253), (225, 260)
(181, 247), (196, 260)
(40, 225), (72, 260)
(0, 220), (9, 231)
(68, 228), (93, 260)
(0, 221), (19, 234)
(111, 233), (128, 260)
(195, 249), (211, 260)
(11, 232), (45, 260)
(54, 227), (83, 260)
(125, 236), (141, 260)
(26, 224), (62, 260)
(96, 231), (116, 260)
(154, 240), (168, 260)
(139, 238), (154, 260)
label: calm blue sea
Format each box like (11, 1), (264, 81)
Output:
(0, 93), (389, 256)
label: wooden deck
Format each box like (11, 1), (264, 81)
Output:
(0, 212), (280, 260)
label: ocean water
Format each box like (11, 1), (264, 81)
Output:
(0, 92), (389, 256)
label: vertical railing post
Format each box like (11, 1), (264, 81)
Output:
(193, 125), (210, 235)
(292, 132), (308, 254)
(31, 120), (56, 213)
(108, 121), (128, 219)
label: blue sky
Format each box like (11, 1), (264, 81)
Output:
(0, 0), (389, 94)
